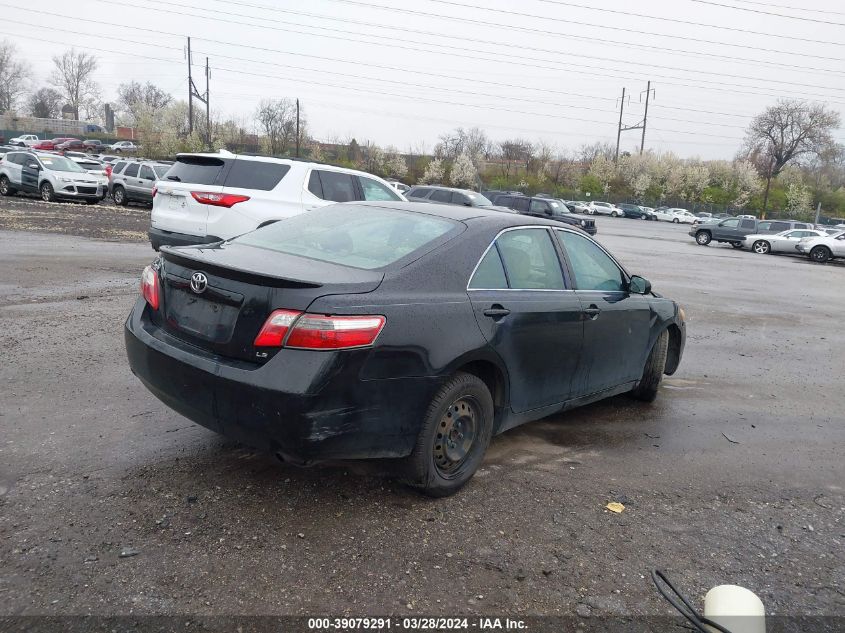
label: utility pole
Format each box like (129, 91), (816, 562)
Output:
(813, 201), (822, 225)
(640, 80), (654, 155)
(205, 56), (210, 149)
(296, 98), (300, 158)
(187, 37), (193, 135)
(614, 87), (626, 164)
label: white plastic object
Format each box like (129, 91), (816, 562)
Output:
(704, 585), (766, 633)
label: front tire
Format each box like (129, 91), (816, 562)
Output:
(810, 246), (832, 263)
(731, 242), (743, 249)
(752, 240), (770, 254)
(113, 185), (127, 206)
(40, 181), (55, 202)
(630, 329), (669, 402)
(402, 372), (494, 497)
(695, 231), (711, 246)
(672, 218), (679, 224)
(611, 210), (618, 217)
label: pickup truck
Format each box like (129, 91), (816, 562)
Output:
(9, 134), (39, 147)
(690, 218), (815, 247)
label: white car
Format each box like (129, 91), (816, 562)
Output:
(586, 201), (622, 216)
(150, 151), (407, 250)
(9, 134), (39, 147)
(0, 150), (104, 203)
(655, 208), (695, 223)
(743, 229), (828, 255)
(736, 214), (756, 220)
(69, 157), (108, 197)
(110, 141), (138, 153)
(795, 231), (845, 263)
(388, 180), (410, 193)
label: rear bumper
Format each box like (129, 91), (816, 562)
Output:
(148, 228), (222, 251)
(124, 300), (441, 462)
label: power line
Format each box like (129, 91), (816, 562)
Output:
(688, 0), (845, 25)
(194, 0), (845, 77)
(727, 0), (845, 16)
(321, 0), (845, 61)
(530, 0), (845, 44)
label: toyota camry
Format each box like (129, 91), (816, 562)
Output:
(125, 201), (686, 496)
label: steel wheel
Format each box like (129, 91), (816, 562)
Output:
(752, 240), (770, 254)
(0, 176), (10, 196)
(433, 396), (480, 477)
(113, 186), (126, 206)
(696, 231), (711, 245)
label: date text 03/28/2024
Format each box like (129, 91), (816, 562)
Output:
(307, 617), (527, 630)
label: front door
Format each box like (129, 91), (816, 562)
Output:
(20, 156), (40, 192)
(468, 227), (584, 413)
(554, 229), (652, 395)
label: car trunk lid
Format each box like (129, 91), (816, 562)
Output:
(153, 242), (383, 362)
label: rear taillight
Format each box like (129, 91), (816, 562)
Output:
(253, 311), (385, 350)
(140, 265), (159, 310)
(190, 191), (250, 208)
(152, 186), (157, 198)
(253, 309), (301, 347)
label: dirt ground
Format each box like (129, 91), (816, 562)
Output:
(0, 199), (842, 629)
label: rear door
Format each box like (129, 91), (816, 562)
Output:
(152, 155), (229, 237)
(555, 229), (651, 395)
(468, 227), (584, 414)
(306, 168), (358, 210)
(4, 152), (24, 186)
(137, 165), (157, 201)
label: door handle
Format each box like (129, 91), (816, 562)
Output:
(584, 304), (601, 320)
(483, 305), (510, 318)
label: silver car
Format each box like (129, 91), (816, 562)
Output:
(0, 150), (103, 204)
(743, 228), (828, 254)
(110, 160), (171, 206)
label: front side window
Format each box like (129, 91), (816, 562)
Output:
(430, 190), (452, 203)
(770, 221), (789, 231)
(740, 219), (756, 229)
(358, 177), (401, 201)
(468, 246), (508, 289)
(235, 206), (457, 270)
(757, 221), (772, 231)
(556, 230), (625, 292)
(406, 187), (431, 199)
(512, 197), (530, 212)
(529, 199), (550, 214)
(314, 170), (357, 202)
(496, 229), (565, 290)
(721, 219), (740, 228)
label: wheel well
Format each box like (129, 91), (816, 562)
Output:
(457, 360), (506, 408)
(665, 324), (682, 375)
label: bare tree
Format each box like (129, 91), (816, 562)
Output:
(117, 81), (172, 123)
(254, 98), (301, 155)
(578, 141), (614, 165)
(49, 48), (99, 120)
(743, 99), (841, 216)
(27, 87), (64, 119)
(0, 40), (29, 113)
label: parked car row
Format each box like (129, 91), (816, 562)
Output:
(688, 216), (844, 263)
(7, 134), (139, 153)
(0, 149), (107, 203)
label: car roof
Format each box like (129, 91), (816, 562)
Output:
(352, 200), (565, 228)
(410, 184), (478, 194)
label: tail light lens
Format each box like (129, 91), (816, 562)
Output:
(140, 265), (160, 310)
(253, 309), (301, 347)
(151, 186), (157, 198)
(190, 191), (250, 208)
(253, 311), (385, 350)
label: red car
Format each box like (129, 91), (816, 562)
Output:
(56, 138), (85, 152)
(32, 140), (57, 150)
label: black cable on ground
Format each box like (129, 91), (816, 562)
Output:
(651, 569), (734, 633)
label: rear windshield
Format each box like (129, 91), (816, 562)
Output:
(234, 206), (458, 270)
(165, 156), (226, 185)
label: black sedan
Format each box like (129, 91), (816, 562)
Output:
(125, 202), (686, 496)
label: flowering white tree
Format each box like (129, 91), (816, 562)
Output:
(683, 162), (711, 202)
(383, 147), (408, 179)
(589, 155), (616, 194)
(420, 157), (445, 184)
(732, 160), (762, 207)
(785, 183), (812, 216)
(450, 152), (477, 188)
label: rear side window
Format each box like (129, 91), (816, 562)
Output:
(235, 206), (457, 269)
(358, 176), (401, 201)
(757, 221), (772, 231)
(407, 187), (432, 199)
(224, 160), (290, 191)
(512, 198), (530, 213)
(139, 165), (155, 180)
(312, 170), (357, 202)
(430, 190), (452, 203)
(124, 164), (139, 177)
(112, 161), (127, 174)
(740, 219), (756, 229)
(770, 221), (789, 231)
(469, 247), (508, 289)
(165, 156), (226, 185)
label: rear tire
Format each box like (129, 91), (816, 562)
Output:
(611, 210), (618, 217)
(695, 231), (711, 246)
(113, 185), (127, 206)
(402, 372), (494, 497)
(752, 240), (770, 254)
(0, 176), (16, 196)
(630, 329), (669, 402)
(810, 246), (832, 263)
(673, 218), (680, 224)
(731, 242), (743, 249)
(40, 181), (55, 202)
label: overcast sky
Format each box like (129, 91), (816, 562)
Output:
(3, 0), (845, 159)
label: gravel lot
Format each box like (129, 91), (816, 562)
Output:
(0, 200), (842, 626)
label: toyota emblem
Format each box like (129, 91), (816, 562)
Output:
(190, 272), (208, 294)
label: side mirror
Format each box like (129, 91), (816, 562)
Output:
(628, 275), (651, 295)
(28, 163), (39, 170)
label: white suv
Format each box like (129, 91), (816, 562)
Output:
(149, 151), (406, 250)
(0, 150), (104, 204)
